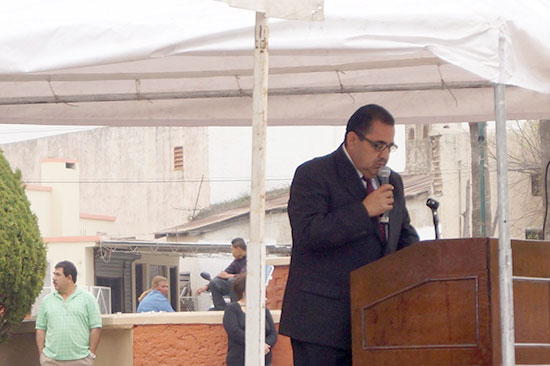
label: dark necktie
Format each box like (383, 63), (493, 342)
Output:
(363, 177), (387, 242)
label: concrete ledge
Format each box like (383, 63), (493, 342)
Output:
(266, 256), (290, 266)
(15, 310), (282, 333)
(103, 311), (224, 326)
(103, 310), (282, 326)
(5, 310), (288, 366)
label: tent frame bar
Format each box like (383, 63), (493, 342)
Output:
(0, 57), (445, 82)
(0, 81), (494, 106)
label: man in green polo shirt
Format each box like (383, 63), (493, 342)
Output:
(36, 261), (102, 366)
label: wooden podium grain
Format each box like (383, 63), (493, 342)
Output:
(350, 238), (550, 365)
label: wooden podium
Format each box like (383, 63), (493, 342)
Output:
(351, 238), (550, 365)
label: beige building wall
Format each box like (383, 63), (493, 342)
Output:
(40, 159), (80, 236)
(186, 211), (292, 246)
(406, 191), (435, 239)
(404, 123), (472, 239)
(431, 125), (472, 239)
(45, 240), (98, 286)
(21, 157), (184, 314)
(406, 122), (544, 241)
(25, 159), (116, 238)
(25, 186), (53, 237)
(79, 214), (116, 236)
(486, 124), (543, 239)
(1, 126), (210, 238)
(133, 253), (180, 310)
(181, 256), (234, 311)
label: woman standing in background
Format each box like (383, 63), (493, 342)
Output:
(223, 273), (277, 366)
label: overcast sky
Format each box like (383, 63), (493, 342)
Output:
(0, 124), (99, 143)
(208, 125), (406, 203)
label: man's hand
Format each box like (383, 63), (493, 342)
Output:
(196, 285), (209, 295)
(36, 329), (46, 356)
(264, 343), (271, 355)
(362, 184), (394, 217)
(89, 328), (101, 356)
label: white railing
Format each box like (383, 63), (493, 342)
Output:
(31, 286), (112, 316)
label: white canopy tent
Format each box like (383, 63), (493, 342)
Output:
(1, 0), (549, 365)
(0, 0), (548, 126)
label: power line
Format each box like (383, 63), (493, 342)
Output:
(22, 177), (293, 184)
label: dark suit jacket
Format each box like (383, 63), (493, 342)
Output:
(223, 303), (277, 366)
(279, 145), (419, 350)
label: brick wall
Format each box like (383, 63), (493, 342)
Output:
(266, 264), (289, 310)
(132, 262), (292, 366)
(133, 323), (293, 366)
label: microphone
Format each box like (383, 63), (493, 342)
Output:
(426, 198), (440, 211)
(377, 166), (391, 224)
(426, 198), (440, 239)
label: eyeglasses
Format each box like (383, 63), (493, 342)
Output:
(356, 133), (398, 153)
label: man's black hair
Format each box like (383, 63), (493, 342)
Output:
(231, 237), (247, 251)
(345, 104), (395, 140)
(55, 260), (78, 283)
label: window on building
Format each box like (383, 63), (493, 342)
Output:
(525, 228), (543, 240)
(408, 128), (415, 140)
(149, 264), (167, 280)
(135, 263), (144, 309)
(174, 146), (183, 171)
(170, 266), (178, 311)
(531, 173), (542, 196)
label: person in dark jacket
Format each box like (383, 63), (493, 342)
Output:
(279, 104), (419, 365)
(196, 237), (247, 310)
(223, 273), (277, 366)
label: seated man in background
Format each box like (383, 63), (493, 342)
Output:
(137, 275), (175, 312)
(196, 237), (247, 310)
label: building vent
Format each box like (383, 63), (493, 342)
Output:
(174, 146), (183, 171)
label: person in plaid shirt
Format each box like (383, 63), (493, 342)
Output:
(36, 261), (102, 366)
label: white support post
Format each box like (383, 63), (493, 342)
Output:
(494, 83), (516, 366)
(246, 11), (268, 366)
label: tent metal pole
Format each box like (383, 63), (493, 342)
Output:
(494, 83), (516, 366)
(478, 122), (487, 236)
(246, 11), (268, 366)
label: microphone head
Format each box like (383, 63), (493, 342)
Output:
(426, 198), (440, 210)
(377, 166), (391, 184)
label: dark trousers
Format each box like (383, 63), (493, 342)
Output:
(291, 338), (352, 366)
(209, 277), (236, 310)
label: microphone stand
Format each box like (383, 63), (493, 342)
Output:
(431, 208), (440, 239)
(426, 198), (440, 239)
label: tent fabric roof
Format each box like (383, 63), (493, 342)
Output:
(0, 0), (548, 127)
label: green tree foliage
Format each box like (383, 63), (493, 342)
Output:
(0, 150), (46, 344)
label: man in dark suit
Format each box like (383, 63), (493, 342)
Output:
(279, 104), (419, 365)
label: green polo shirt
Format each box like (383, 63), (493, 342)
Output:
(36, 287), (102, 361)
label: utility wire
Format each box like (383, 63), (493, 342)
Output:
(22, 177), (293, 184)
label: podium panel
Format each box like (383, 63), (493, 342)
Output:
(363, 277), (478, 349)
(351, 238), (550, 365)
